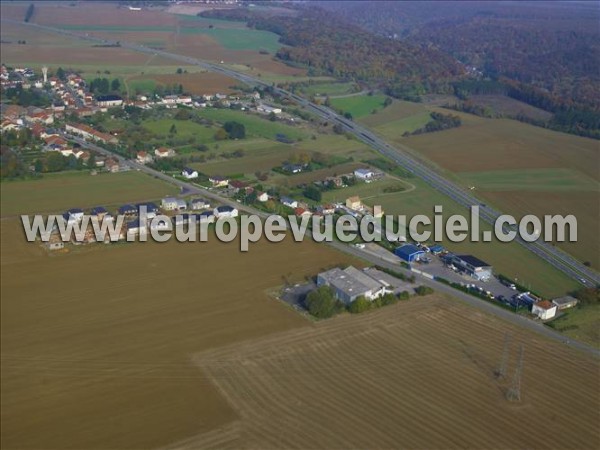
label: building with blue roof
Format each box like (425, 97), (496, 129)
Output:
(394, 244), (425, 263)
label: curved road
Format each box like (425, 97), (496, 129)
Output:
(6, 18), (599, 287)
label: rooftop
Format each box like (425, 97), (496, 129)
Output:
(456, 254), (491, 268)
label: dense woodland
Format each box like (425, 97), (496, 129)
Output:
(318, 1), (600, 110)
(200, 8), (465, 100)
(202, 3), (600, 138)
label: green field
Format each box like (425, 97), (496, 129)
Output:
(331, 94), (388, 118)
(457, 168), (600, 192)
(0, 171), (177, 216)
(301, 82), (359, 97)
(196, 109), (309, 141)
(547, 305), (600, 348)
(142, 119), (217, 142)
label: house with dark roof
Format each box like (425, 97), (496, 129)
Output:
(214, 205), (238, 219)
(118, 204), (136, 216)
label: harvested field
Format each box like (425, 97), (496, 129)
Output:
(132, 71), (239, 95)
(182, 295), (600, 449)
(0, 171), (178, 217)
(404, 115), (599, 179)
(0, 219), (359, 450)
(33, 3), (178, 28)
(469, 95), (553, 121)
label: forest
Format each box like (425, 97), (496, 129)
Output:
(200, 8), (465, 99)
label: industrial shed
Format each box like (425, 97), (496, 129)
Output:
(394, 244), (425, 263)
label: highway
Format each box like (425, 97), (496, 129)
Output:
(6, 18), (599, 287)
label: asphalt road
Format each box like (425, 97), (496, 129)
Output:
(9, 18), (597, 287)
(61, 133), (600, 357)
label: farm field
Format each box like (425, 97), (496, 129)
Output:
(0, 219), (359, 450)
(0, 171), (177, 217)
(300, 82), (359, 97)
(185, 294), (600, 449)
(330, 94), (388, 118)
(356, 100), (600, 267)
(547, 305), (600, 348)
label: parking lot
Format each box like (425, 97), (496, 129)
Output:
(413, 255), (517, 300)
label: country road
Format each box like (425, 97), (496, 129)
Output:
(5, 18), (596, 287)
(63, 133), (600, 358)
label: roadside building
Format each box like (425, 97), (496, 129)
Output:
(394, 244), (425, 263)
(181, 167), (198, 179)
(451, 255), (493, 281)
(532, 301), (558, 320)
(209, 175), (229, 188)
(280, 196), (298, 209)
(346, 196), (362, 211)
(96, 95), (123, 108)
(118, 204), (136, 216)
(136, 151), (153, 164)
(552, 295), (579, 310)
(214, 205), (239, 219)
(190, 198), (210, 210)
(161, 197), (179, 211)
(317, 266), (387, 304)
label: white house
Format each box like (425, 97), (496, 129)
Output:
(354, 168), (375, 181)
(256, 192), (269, 202)
(280, 196), (298, 208)
(190, 198), (210, 210)
(209, 176), (229, 188)
(155, 147), (175, 158)
(532, 301), (557, 320)
(257, 104), (282, 114)
(181, 167), (198, 179)
(214, 205), (239, 219)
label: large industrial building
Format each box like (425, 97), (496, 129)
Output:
(317, 266), (388, 304)
(451, 254), (493, 281)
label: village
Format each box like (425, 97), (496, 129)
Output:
(2, 64), (582, 325)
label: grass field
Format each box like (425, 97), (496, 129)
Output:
(142, 119), (217, 142)
(0, 171), (178, 217)
(0, 219), (360, 450)
(546, 305), (600, 348)
(185, 295), (600, 449)
(331, 94), (388, 118)
(196, 109), (309, 141)
(300, 82), (359, 97)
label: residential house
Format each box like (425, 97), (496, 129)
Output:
(90, 206), (108, 220)
(280, 196), (298, 209)
(105, 159), (120, 173)
(181, 167), (198, 179)
(354, 168), (375, 181)
(256, 192), (269, 202)
(209, 175), (229, 188)
(198, 210), (215, 224)
(346, 196), (362, 211)
(155, 147), (175, 158)
(118, 204), (137, 216)
(136, 151), (153, 164)
(65, 123), (118, 145)
(190, 198), (210, 210)
(161, 197), (179, 211)
(214, 205), (239, 219)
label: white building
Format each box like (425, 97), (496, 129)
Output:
(181, 167), (198, 179)
(354, 168), (375, 181)
(317, 266), (387, 304)
(214, 205), (239, 219)
(161, 197), (179, 211)
(532, 301), (558, 320)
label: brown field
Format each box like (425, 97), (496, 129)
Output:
(131, 72), (239, 95)
(31, 2), (178, 28)
(469, 95), (553, 121)
(180, 295), (600, 449)
(0, 219), (360, 450)
(404, 115), (599, 179)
